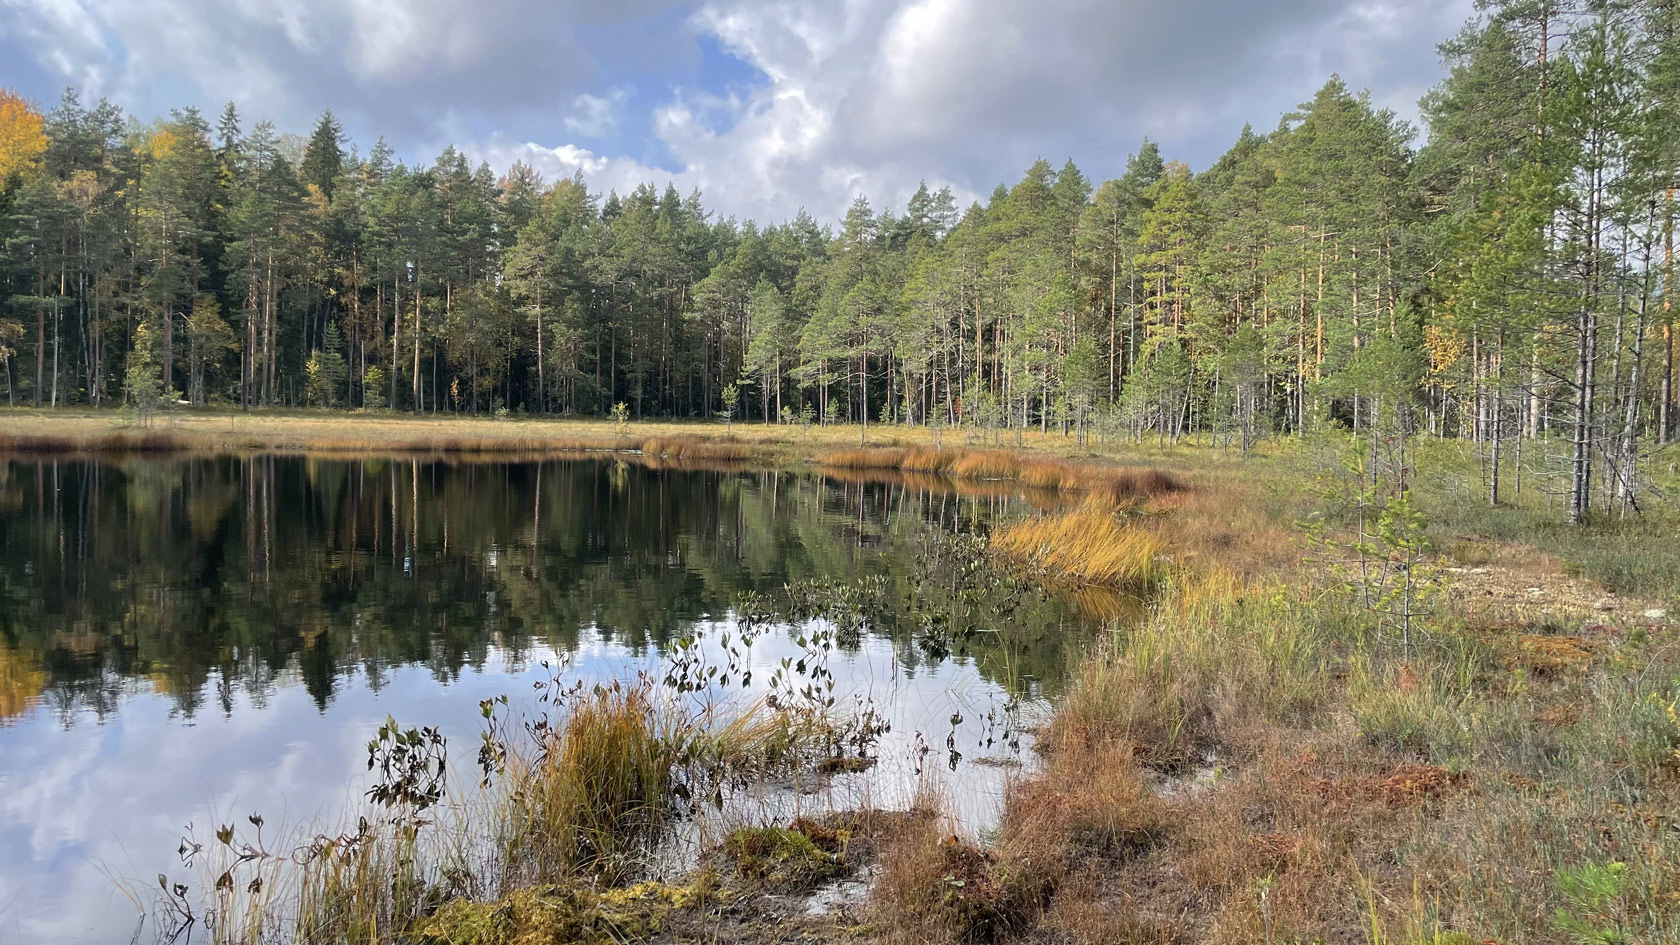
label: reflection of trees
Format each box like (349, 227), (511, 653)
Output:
(0, 457), (1096, 724)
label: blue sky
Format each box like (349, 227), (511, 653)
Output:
(0, 0), (1475, 223)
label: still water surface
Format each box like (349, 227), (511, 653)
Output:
(0, 456), (1094, 943)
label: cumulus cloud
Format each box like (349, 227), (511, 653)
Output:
(473, 136), (673, 199)
(0, 0), (1475, 223)
(640, 0), (1475, 219)
(0, 0), (693, 141)
(468, 0), (1474, 222)
(563, 87), (632, 138)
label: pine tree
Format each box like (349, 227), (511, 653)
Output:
(299, 110), (344, 199)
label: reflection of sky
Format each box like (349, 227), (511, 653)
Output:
(0, 620), (1032, 944)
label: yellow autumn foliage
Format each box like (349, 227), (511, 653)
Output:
(143, 126), (179, 161)
(0, 88), (48, 185)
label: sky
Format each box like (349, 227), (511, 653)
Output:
(0, 0), (1477, 224)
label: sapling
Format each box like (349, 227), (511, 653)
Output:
(719, 382), (739, 430)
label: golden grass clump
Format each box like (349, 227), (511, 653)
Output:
(500, 684), (680, 884)
(991, 503), (1164, 588)
(819, 447), (910, 469)
(1018, 459), (1080, 491)
(819, 446), (966, 474)
(899, 446), (960, 473)
(1087, 468), (1185, 507)
(950, 450), (1023, 481)
(639, 436), (751, 462)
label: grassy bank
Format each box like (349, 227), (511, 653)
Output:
(0, 406), (1206, 505)
(0, 407), (1153, 459)
(869, 439), (1680, 945)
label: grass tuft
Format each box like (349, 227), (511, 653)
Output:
(721, 820), (848, 891)
(991, 503), (1164, 588)
(950, 450), (1023, 481)
(872, 818), (1054, 945)
(498, 684), (679, 885)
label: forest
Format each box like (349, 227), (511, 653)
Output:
(1, 0), (1677, 524)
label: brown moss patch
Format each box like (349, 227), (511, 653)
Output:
(873, 828), (1054, 945)
(1380, 763), (1465, 804)
(1511, 634), (1594, 675)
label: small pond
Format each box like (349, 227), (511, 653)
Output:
(0, 455), (1107, 943)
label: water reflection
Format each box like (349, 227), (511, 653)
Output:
(0, 456), (1097, 943)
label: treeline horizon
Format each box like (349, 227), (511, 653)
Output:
(1, 0), (1677, 523)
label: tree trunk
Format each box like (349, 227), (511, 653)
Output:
(34, 263), (45, 407)
(1617, 210), (1657, 513)
(535, 276), (545, 415)
(1662, 188), (1675, 442)
(1569, 296), (1597, 526)
(412, 261), (423, 414)
(391, 277), (402, 411)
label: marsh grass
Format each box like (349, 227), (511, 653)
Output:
(881, 436), (1680, 945)
(638, 436), (754, 462)
(0, 429), (196, 454)
(893, 565), (1663, 942)
(822, 445), (1187, 505)
(497, 683), (682, 885)
(991, 503), (1165, 589)
(0, 408), (1195, 462)
(146, 675), (862, 945)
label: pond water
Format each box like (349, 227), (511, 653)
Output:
(0, 455), (1101, 944)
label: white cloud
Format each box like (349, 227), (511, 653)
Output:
(2, 0), (693, 141)
(3, 0), (1476, 224)
(563, 87), (631, 138)
(472, 137), (673, 199)
(470, 0), (1472, 223)
(0, 0), (113, 93)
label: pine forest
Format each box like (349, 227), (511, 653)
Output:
(2, 1), (1679, 525)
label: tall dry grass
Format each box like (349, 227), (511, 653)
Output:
(639, 436), (752, 462)
(991, 503), (1165, 588)
(0, 429), (196, 455)
(498, 684), (682, 885)
(891, 442), (1680, 944)
(950, 450), (1024, 481)
(819, 445), (1186, 509)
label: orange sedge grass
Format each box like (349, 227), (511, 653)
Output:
(991, 502), (1165, 587)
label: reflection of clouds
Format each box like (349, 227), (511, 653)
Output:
(0, 712), (105, 860)
(0, 621), (1031, 943)
(0, 652), (549, 942)
(685, 616), (1034, 830)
